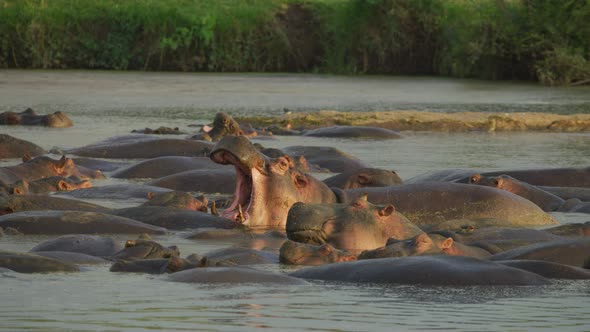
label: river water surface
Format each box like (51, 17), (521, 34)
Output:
(0, 71), (589, 331)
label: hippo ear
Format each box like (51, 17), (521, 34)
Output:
(378, 204), (395, 217)
(57, 180), (72, 191)
(21, 153), (32, 163)
(493, 177), (502, 187)
(357, 174), (370, 185)
(469, 174), (481, 183)
(441, 237), (454, 249)
(12, 186), (25, 195)
(147, 192), (155, 200)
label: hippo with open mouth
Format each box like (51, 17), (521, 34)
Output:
(210, 136), (336, 227)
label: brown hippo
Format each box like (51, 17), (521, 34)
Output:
(60, 184), (172, 200)
(112, 206), (239, 230)
(281, 145), (369, 173)
(210, 136), (337, 227)
(496, 260), (590, 279)
(111, 156), (230, 179)
(131, 127), (186, 135)
(286, 194), (423, 254)
(0, 251), (79, 273)
(0, 108), (73, 128)
(469, 174), (565, 212)
(0, 134), (46, 159)
(9, 176), (92, 195)
(303, 125), (403, 139)
(0, 210), (166, 235)
(289, 256), (550, 286)
(337, 183), (558, 229)
(168, 267), (307, 284)
(30, 235), (124, 257)
(358, 233), (491, 259)
(111, 239), (180, 261)
(0, 155), (102, 185)
(191, 112), (245, 142)
(66, 135), (212, 159)
(142, 191), (208, 212)
(488, 238), (590, 267)
(147, 169), (236, 194)
(279, 240), (357, 266)
(323, 168), (402, 189)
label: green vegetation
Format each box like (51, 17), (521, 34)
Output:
(1, 0), (589, 85)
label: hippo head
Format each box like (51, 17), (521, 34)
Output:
(201, 112), (243, 142)
(112, 239), (180, 260)
(469, 173), (521, 193)
(378, 233), (454, 258)
(286, 194), (423, 254)
(144, 191), (208, 212)
(210, 136), (336, 228)
(279, 240), (357, 265)
(43, 111), (74, 128)
(10, 180), (29, 195)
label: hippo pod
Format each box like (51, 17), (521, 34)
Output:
(289, 256), (550, 286)
(302, 126), (403, 139)
(0, 134), (46, 159)
(0, 108), (73, 128)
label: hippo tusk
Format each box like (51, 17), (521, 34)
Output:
(237, 204), (245, 223)
(211, 201), (218, 216)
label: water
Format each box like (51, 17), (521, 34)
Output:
(1, 71), (590, 331)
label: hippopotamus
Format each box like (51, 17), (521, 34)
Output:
(303, 125), (403, 139)
(210, 136), (336, 227)
(191, 112), (245, 141)
(200, 247), (279, 265)
(111, 206), (238, 230)
(142, 191), (208, 212)
(286, 194), (423, 253)
(111, 156), (229, 179)
(131, 127), (186, 135)
(72, 158), (130, 172)
(0, 251), (79, 273)
(454, 227), (566, 252)
(65, 135), (212, 159)
(469, 174), (565, 212)
(0, 134), (46, 159)
(279, 240), (357, 265)
(544, 222), (590, 237)
(147, 168), (236, 194)
(111, 239), (180, 261)
(281, 146), (369, 173)
(337, 183), (558, 229)
(110, 256), (199, 274)
(538, 186), (590, 201)
(496, 260), (590, 279)
(9, 176), (92, 195)
(0, 194), (109, 215)
(0, 210), (166, 234)
(30, 235), (124, 257)
(33, 251), (110, 265)
(322, 168), (402, 189)
(358, 233), (491, 259)
(488, 238), (590, 267)
(289, 256), (550, 286)
(168, 267), (307, 284)
(60, 184), (172, 200)
(0, 155), (102, 185)
(0, 108), (73, 128)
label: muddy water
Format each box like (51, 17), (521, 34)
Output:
(1, 71), (590, 331)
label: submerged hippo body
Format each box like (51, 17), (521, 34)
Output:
(545, 222), (590, 237)
(10, 176), (92, 195)
(142, 191), (208, 212)
(539, 186), (590, 201)
(210, 136), (337, 227)
(469, 174), (565, 212)
(0, 251), (79, 273)
(111, 239), (179, 261)
(72, 158), (130, 173)
(111, 156), (229, 179)
(66, 135), (212, 159)
(497, 260), (590, 279)
(148, 169), (236, 194)
(0, 134), (46, 159)
(338, 183), (558, 229)
(0, 155), (100, 185)
(0, 194), (109, 215)
(30, 235), (124, 257)
(0, 210), (166, 235)
(110, 257), (196, 274)
(61, 184), (172, 200)
(456, 227), (564, 252)
(282, 146), (368, 173)
(286, 195), (423, 253)
(289, 256), (550, 286)
(322, 168), (402, 189)
(132, 127), (186, 135)
(168, 267), (307, 284)
(0, 109), (73, 128)
(489, 238), (590, 267)
(112, 206), (238, 230)
(202, 247), (279, 265)
(303, 126), (403, 139)
(33, 251), (110, 265)
(279, 240), (357, 266)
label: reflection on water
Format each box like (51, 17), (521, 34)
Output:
(1, 73), (590, 331)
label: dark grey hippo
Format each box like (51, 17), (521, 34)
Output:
(33, 251), (110, 265)
(489, 238), (590, 267)
(168, 267), (307, 284)
(111, 156), (230, 179)
(0, 134), (46, 159)
(545, 222), (590, 237)
(191, 112), (245, 142)
(289, 256), (550, 286)
(0, 210), (167, 235)
(30, 235), (124, 257)
(132, 126), (186, 135)
(10, 176), (92, 195)
(112, 206), (239, 230)
(111, 239), (180, 261)
(0, 194), (109, 215)
(148, 169), (236, 194)
(496, 260), (590, 279)
(60, 184), (172, 200)
(72, 158), (130, 172)
(0, 155), (103, 185)
(539, 186), (590, 201)
(279, 240), (357, 266)
(322, 168), (402, 189)
(0, 251), (79, 273)
(282, 145), (369, 173)
(66, 135), (212, 159)
(110, 257), (198, 274)
(302, 126), (402, 139)
(0, 109), (73, 128)
(455, 227), (564, 252)
(201, 247), (279, 265)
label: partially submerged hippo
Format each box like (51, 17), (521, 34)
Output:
(279, 240), (357, 265)
(61, 184), (172, 200)
(142, 191), (208, 212)
(112, 206), (238, 230)
(0, 251), (79, 273)
(148, 169), (236, 194)
(132, 127), (186, 135)
(33, 251), (110, 265)
(30, 235), (124, 257)
(210, 136), (336, 227)
(111, 239), (180, 261)
(544, 222), (590, 237)
(200, 247), (279, 265)
(281, 146), (368, 173)
(0, 134), (46, 159)
(455, 227), (565, 252)
(496, 260), (590, 279)
(110, 256), (199, 274)
(489, 238), (590, 267)
(0, 194), (109, 215)
(469, 174), (565, 212)
(286, 194), (423, 253)
(303, 125), (402, 139)
(191, 112), (245, 142)
(111, 156), (229, 179)
(66, 135), (212, 159)
(168, 266), (307, 284)
(0, 155), (102, 185)
(0, 108), (73, 128)
(289, 256), (550, 286)
(322, 168), (402, 189)
(9, 176), (92, 195)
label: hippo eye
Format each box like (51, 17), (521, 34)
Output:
(493, 179), (499, 186)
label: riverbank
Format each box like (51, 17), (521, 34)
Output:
(1, 0), (588, 85)
(238, 111), (590, 133)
